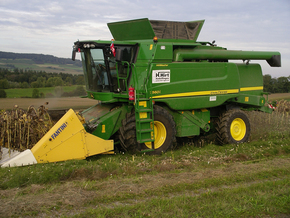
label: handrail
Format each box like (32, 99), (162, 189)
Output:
(116, 61), (130, 92)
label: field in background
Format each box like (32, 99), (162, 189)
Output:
(1, 85), (97, 110)
(0, 58), (82, 75)
(268, 93), (290, 101)
(0, 97), (96, 110)
(4, 85), (84, 98)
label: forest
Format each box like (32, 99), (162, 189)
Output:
(263, 74), (290, 93)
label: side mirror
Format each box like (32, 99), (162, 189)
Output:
(115, 48), (123, 62)
(72, 48), (76, 61)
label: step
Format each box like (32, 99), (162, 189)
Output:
(136, 108), (153, 112)
(138, 138), (154, 143)
(137, 118), (154, 123)
(136, 128), (153, 133)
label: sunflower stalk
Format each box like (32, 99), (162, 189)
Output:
(0, 105), (53, 153)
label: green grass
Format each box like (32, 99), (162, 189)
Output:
(5, 85), (82, 98)
(79, 178), (290, 218)
(1, 133), (290, 190)
(3, 142), (289, 217)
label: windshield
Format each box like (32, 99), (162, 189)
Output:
(81, 45), (136, 92)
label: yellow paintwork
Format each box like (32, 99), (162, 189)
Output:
(145, 121), (166, 149)
(31, 109), (114, 163)
(152, 89), (239, 99)
(139, 112), (147, 119)
(230, 118), (246, 141)
(139, 101), (147, 107)
(152, 86), (263, 99)
(240, 86), (263, 91)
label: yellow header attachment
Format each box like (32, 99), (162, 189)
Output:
(2, 109), (114, 167)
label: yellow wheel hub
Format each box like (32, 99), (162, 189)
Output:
(230, 118), (246, 141)
(145, 121), (166, 149)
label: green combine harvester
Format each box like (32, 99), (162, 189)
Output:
(1, 18), (281, 167)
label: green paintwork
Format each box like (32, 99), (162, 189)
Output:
(172, 109), (210, 137)
(173, 47), (281, 66)
(108, 18), (205, 41)
(81, 103), (132, 140)
(73, 18), (281, 143)
(135, 97), (154, 144)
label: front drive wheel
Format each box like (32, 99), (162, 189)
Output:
(119, 105), (176, 155)
(216, 109), (251, 145)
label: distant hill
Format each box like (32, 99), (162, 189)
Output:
(0, 51), (82, 66)
(0, 51), (83, 74)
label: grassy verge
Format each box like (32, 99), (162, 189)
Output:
(0, 150), (289, 217)
(78, 175), (290, 218)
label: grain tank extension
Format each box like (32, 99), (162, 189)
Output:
(1, 18), (281, 167)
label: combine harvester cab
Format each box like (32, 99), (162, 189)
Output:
(1, 18), (281, 167)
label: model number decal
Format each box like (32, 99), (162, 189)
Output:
(152, 90), (161, 94)
(210, 96), (217, 101)
(152, 70), (170, 83)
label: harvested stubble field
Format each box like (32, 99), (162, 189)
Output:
(0, 94), (290, 217)
(0, 97), (97, 110)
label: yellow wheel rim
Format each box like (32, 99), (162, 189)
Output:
(230, 118), (246, 141)
(145, 121), (166, 149)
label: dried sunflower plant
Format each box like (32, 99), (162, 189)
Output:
(0, 104), (53, 154)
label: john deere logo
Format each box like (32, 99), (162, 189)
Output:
(90, 93), (94, 99)
(152, 70), (170, 83)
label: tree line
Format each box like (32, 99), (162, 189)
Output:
(263, 74), (290, 93)
(0, 68), (84, 89)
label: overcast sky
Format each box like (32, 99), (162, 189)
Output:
(0, 0), (289, 77)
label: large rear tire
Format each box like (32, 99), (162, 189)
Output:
(119, 105), (176, 154)
(216, 109), (251, 145)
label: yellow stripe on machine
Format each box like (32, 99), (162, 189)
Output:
(240, 86), (263, 91)
(152, 89), (239, 99)
(151, 86), (263, 99)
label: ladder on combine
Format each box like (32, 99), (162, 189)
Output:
(131, 61), (155, 151)
(134, 93), (155, 151)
